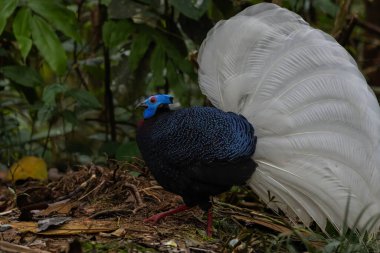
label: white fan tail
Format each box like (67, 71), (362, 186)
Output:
(198, 3), (380, 232)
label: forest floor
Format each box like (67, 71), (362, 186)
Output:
(0, 161), (327, 252)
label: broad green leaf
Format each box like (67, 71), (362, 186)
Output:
(108, 0), (149, 20)
(314, 0), (338, 17)
(42, 83), (67, 105)
(0, 65), (43, 87)
(101, 0), (112, 6)
(37, 104), (56, 122)
(167, 59), (182, 95)
(166, 60), (179, 86)
(129, 31), (152, 72)
(30, 15), (67, 75)
(13, 8), (32, 59)
(99, 141), (119, 155)
(153, 32), (193, 74)
(13, 8), (31, 38)
(0, 0), (19, 34)
(149, 45), (165, 86)
(65, 89), (102, 109)
(15, 37), (32, 60)
(116, 141), (140, 161)
(102, 20), (134, 48)
(27, 0), (80, 41)
(169, 0), (210, 20)
(62, 110), (78, 125)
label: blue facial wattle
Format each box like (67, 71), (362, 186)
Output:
(143, 94), (173, 119)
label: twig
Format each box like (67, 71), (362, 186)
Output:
(41, 121), (53, 158)
(142, 186), (163, 191)
(89, 209), (132, 219)
(78, 180), (105, 201)
(141, 189), (162, 203)
(356, 18), (380, 37)
(84, 118), (137, 127)
(332, 0), (353, 37)
(188, 247), (216, 253)
(124, 182), (146, 213)
(98, 0), (116, 142)
(73, 0), (88, 90)
(56, 173), (97, 201)
(335, 15), (357, 46)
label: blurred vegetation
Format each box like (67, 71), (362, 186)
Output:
(0, 0), (379, 169)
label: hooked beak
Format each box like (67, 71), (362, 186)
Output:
(135, 101), (148, 109)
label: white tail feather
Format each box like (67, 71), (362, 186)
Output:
(198, 3), (380, 232)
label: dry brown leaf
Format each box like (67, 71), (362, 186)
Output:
(232, 215), (292, 234)
(111, 227), (126, 237)
(37, 200), (78, 216)
(0, 241), (51, 253)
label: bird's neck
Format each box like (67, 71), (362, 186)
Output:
(138, 106), (171, 127)
(156, 105), (171, 115)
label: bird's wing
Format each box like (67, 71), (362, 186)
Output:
(198, 3), (380, 232)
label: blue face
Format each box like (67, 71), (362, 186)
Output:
(142, 94), (174, 119)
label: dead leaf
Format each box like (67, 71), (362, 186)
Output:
(0, 224), (12, 232)
(37, 200), (78, 216)
(232, 215), (292, 234)
(7, 156), (48, 182)
(99, 227), (126, 238)
(37, 217), (72, 232)
(111, 227), (126, 237)
(0, 241), (51, 253)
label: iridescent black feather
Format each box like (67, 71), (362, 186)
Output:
(136, 106), (257, 210)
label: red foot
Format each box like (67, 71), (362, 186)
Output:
(144, 204), (214, 237)
(207, 208), (213, 237)
(144, 204), (190, 223)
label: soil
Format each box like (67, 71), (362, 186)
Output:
(0, 161), (302, 252)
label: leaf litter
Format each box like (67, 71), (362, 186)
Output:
(0, 160), (323, 252)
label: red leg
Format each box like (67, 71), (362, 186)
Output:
(207, 208), (213, 237)
(144, 204), (190, 223)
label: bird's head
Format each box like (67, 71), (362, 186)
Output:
(137, 94), (174, 119)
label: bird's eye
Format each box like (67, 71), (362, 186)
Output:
(149, 96), (157, 103)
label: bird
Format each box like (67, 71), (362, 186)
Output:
(136, 3), (380, 236)
(136, 95), (257, 236)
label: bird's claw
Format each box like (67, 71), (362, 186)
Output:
(143, 214), (163, 224)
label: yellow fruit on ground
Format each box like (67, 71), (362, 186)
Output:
(6, 156), (48, 182)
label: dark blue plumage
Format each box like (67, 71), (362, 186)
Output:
(136, 97), (257, 211)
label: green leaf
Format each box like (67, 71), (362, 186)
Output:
(101, 0), (112, 6)
(102, 20), (134, 48)
(149, 45), (165, 87)
(65, 89), (102, 109)
(30, 15), (67, 75)
(152, 32), (192, 74)
(37, 104), (56, 122)
(42, 83), (67, 105)
(169, 0), (210, 20)
(0, 65), (43, 87)
(166, 59), (179, 86)
(129, 30), (152, 72)
(167, 59), (182, 95)
(314, 0), (338, 17)
(62, 110), (78, 125)
(0, 0), (19, 34)
(15, 36), (32, 60)
(13, 8), (32, 59)
(27, 0), (80, 41)
(116, 141), (140, 160)
(13, 8), (31, 38)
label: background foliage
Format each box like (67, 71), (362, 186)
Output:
(0, 0), (378, 170)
